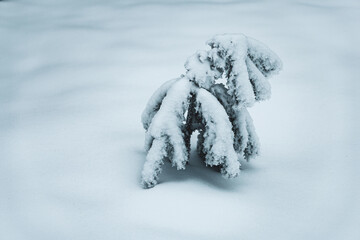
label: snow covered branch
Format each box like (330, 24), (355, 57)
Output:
(141, 33), (282, 188)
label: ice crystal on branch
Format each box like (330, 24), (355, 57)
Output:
(141, 33), (282, 188)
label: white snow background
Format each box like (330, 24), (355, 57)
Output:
(1, 0), (359, 239)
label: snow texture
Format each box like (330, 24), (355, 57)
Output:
(1, 0), (360, 239)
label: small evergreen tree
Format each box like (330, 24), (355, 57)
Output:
(141, 34), (282, 188)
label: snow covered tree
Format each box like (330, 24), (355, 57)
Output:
(141, 33), (282, 188)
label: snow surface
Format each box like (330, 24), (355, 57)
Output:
(1, 0), (360, 239)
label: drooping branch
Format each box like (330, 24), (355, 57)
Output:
(246, 57), (271, 101)
(141, 137), (168, 188)
(210, 83), (260, 161)
(142, 78), (178, 152)
(243, 108), (260, 160)
(146, 78), (193, 170)
(247, 37), (283, 78)
(207, 34), (282, 108)
(141, 78), (178, 130)
(195, 88), (240, 178)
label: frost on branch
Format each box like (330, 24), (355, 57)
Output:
(141, 33), (282, 188)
